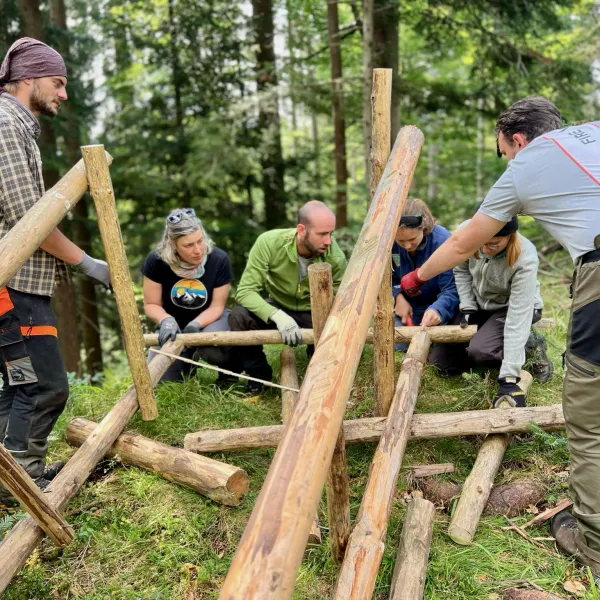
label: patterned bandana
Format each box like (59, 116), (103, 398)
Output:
(0, 38), (67, 85)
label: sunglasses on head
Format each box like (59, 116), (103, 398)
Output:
(399, 215), (423, 228)
(167, 208), (196, 224)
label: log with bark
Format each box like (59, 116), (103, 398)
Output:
(184, 404), (564, 453)
(65, 418), (248, 506)
(334, 331), (431, 600)
(219, 125), (423, 599)
(0, 340), (184, 594)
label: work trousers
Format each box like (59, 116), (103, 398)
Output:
(0, 287), (69, 478)
(228, 304), (313, 380)
(564, 257), (600, 560)
(155, 309), (241, 382)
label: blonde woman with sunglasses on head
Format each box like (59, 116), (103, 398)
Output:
(141, 208), (240, 384)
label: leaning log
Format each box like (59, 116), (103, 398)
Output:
(309, 262), (350, 563)
(279, 347), (321, 546)
(143, 325), (476, 348)
(389, 497), (435, 600)
(370, 68), (395, 417)
(447, 371), (533, 545)
(0, 445), (74, 547)
(183, 404), (564, 453)
(0, 152), (112, 289)
(219, 125), (424, 599)
(334, 331), (430, 600)
(0, 340), (184, 594)
(65, 418), (248, 506)
(81, 145), (156, 422)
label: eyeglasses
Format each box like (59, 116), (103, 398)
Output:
(399, 215), (423, 228)
(167, 208), (196, 224)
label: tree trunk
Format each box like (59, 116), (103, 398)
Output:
(427, 142), (439, 203)
(18, 0), (42, 38)
(362, 0), (374, 191)
(373, 0), (400, 139)
(168, 0), (184, 134)
(327, 0), (349, 227)
(252, 0), (286, 228)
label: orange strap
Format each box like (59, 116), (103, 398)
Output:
(20, 325), (58, 338)
(0, 287), (14, 318)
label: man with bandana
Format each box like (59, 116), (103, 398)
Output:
(0, 38), (111, 506)
(229, 201), (347, 394)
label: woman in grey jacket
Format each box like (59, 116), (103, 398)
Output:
(436, 216), (553, 406)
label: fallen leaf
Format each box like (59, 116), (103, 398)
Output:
(563, 579), (586, 597)
(526, 504), (539, 515)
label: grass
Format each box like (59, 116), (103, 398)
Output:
(2, 273), (592, 599)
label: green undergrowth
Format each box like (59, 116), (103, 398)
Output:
(4, 276), (592, 599)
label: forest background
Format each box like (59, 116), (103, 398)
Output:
(1, 0), (598, 377)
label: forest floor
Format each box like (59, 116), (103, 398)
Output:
(2, 269), (594, 600)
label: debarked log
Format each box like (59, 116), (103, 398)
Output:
(143, 325), (477, 348)
(65, 418), (248, 506)
(183, 404), (564, 453)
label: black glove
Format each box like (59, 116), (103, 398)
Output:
(158, 317), (180, 346)
(494, 376), (526, 408)
(460, 309), (477, 329)
(532, 308), (543, 324)
(183, 320), (203, 334)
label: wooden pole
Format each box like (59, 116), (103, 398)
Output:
(219, 125), (423, 599)
(143, 325), (476, 348)
(0, 152), (112, 289)
(370, 68), (394, 417)
(334, 331), (431, 600)
(309, 262), (350, 563)
(184, 403), (564, 453)
(0, 340), (184, 594)
(81, 145), (156, 422)
(65, 418), (248, 506)
(0, 445), (74, 546)
(280, 347), (321, 546)
(447, 371), (534, 545)
(389, 497), (435, 600)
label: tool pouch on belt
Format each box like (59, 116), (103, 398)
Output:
(0, 287), (38, 386)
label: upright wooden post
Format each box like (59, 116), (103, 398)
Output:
(0, 339), (184, 594)
(447, 371), (534, 545)
(219, 125), (423, 599)
(309, 262), (351, 563)
(0, 152), (112, 288)
(81, 145), (156, 421)
(334, 331), (431, 600)
(280, 347), (322, 546)
(389, 497), (435, 600)
(370, 68), (395, 417)
(0, 445), (74, 546)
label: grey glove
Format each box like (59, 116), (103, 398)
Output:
(270, 309), (302, 347)
(183, 320), (203, 334)
(158, 317), (180, 346)
(74, 252), (111, 287)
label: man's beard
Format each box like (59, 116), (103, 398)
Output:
(30, 81), (57, 117)
(302, 232), (323, 257)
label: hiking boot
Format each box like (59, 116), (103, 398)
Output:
(526, 330), (554, 383)
(33, 476), (51, 491)
(215, 374), (239, 389)
(43, 461), (65, 481)
(552, 510), (600, 577)
(245, 379), (265, 396)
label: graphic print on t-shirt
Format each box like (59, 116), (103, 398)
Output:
(171, 279), (208, 309)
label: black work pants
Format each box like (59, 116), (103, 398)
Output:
(0, 287), (68, 478)
(228, 304), (313, 380)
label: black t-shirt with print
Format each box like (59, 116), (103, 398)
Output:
(141, 248), (234, 328)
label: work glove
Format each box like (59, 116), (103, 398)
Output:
(494, 376), (526, 408)
(74, 252), (111, 288)
(270, 309), (303, 347)
(158, 317), (180, 346)
(400, 269), (426, 297)
(460, 309), (477, 329)
(532, 308), (543, 324)
(183, 320), (203, 334)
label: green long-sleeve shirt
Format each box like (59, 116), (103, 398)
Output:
(235, 228), (347, 322)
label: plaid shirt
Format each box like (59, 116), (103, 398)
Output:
(0, 92), (67, 296)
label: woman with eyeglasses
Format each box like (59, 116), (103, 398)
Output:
(391, 198), (459, 356)
(141, 208), (239, 383)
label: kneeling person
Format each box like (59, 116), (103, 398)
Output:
(229, 201), (347, 394)
(142, 208), (238, 383)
